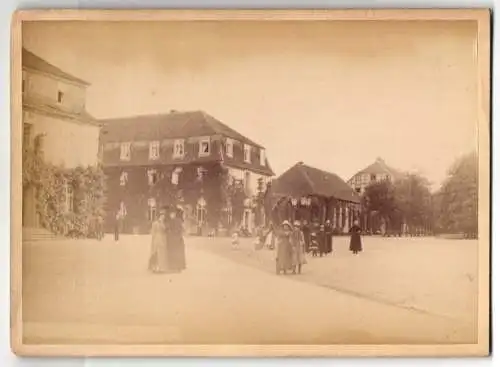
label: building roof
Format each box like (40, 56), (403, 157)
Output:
(100, 110), (264, 148)
(269, 162), (360, 203)
(349, 157), (403, 181)
(22, 48), (90, 86)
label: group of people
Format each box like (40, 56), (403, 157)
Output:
(274, 220), (308, 275)
(148, 205), (187, 274)
(257, 218), (364, 275)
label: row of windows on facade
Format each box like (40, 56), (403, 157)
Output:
(119, 138), (266, 166)
(353, 173), (391, 185)
(119, 166), (252, 189)
(117, 196), (217, 223)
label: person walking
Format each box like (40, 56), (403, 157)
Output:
(349, 219), (363, 255)
(114, 211), (121, 242)
(166, 206), (187, 272)
(317, 224), (327, 257)
(148, 208), (169, 273)
(325, 220), (334, 255)
(292, 220), (307, 274)
(301, 220), (311, 253)
(275, 221), (294, 275)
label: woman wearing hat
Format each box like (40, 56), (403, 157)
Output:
(148, 207), (169, 273)
(292, 220), (307, 274)
(349, 219), (363, 255)
(276, 220), (294, 275)
(166, 205), (187, 272)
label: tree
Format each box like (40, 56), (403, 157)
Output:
(362, 180), (399, 233)
(227, 179), (246, 229)
(254, 177), (266, 227)
(203, 163), (228, 231)
(436, 152), (478, 238)
(393, 173), (433, 235)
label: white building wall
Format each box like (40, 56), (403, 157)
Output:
(24, 69), (87, 113)
(23, 69), (99, 168)
(24, 111), (100, 168)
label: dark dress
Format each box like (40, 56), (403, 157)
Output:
(302, 225), (311, 252)
(167, 217), (187, 272)
(349, 224), (363, 254)
(324, 224), (333, 254)
(317, 229), (327, 256)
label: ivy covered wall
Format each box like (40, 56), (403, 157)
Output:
(23, 136), (106, 238)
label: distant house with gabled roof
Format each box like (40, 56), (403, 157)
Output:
(100, 110), (274, 234)
(267, 162), (360, 233)
(347, 157), (403, 195)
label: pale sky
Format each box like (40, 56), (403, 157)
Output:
(23, 20), (478, 188)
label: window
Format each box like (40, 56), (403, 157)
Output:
(147, 198), (157, 221)
(119, 201), (127, 217)
(244, 144), (251, 163)
(64, 183), (74, 213)
(22, 75), (26, 94)
(226, 138), (234, 158)
(149, 141), (160, 160)
(173, 139), (184, 158)
(199, 138), (210, 157)
(57, 91), (64, 103)
(120, 142), (131, 161)
(259, 148), (266, 166)
(196, 197), (207, 225)
(370, 174), (376, 181)
(171, 167), (182, 185)
(119, 171), (128, 186)
(147, 169), (159, 186)
(23, 123), (32, 150)
(244, 171), (251, 191)
(355, 188), (361, 193)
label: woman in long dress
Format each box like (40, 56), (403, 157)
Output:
(166, 207), (187, 272)
(292, 220), (307, 274)
(349, 220), (363, 255)
(276, 221), (294, 275)
(148, 208), (169, 273)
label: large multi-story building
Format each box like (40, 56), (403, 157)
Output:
(347, 157), (402, 194)
(100, 110), (274, 235)
(22, 48), (102, 238)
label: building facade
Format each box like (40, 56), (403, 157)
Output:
(100, 110), (274, 235)
(347, 157), (404, 234)
(22, 48), (102, 237)
(268, 162), (361, 234)
(347, 157), (402, 195)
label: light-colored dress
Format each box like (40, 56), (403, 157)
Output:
(292, 228), (307, 266)
(149, 220), (168, 273)
(276, 230), (294, 273)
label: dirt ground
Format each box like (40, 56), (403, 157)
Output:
(21, 235), (478, 345)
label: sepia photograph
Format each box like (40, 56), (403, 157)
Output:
(11, 9), (490, 357)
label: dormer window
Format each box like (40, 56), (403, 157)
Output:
(173, 139), (184, 159)
(120, 142), (131, 161)
(259, 148), (266, 166)
(57, 90), (64, 104)
(199, 137), (210, 157)
(244, 144), (251, 163)
(149, 141), (160, 160)
(226, 138), (234, 158)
